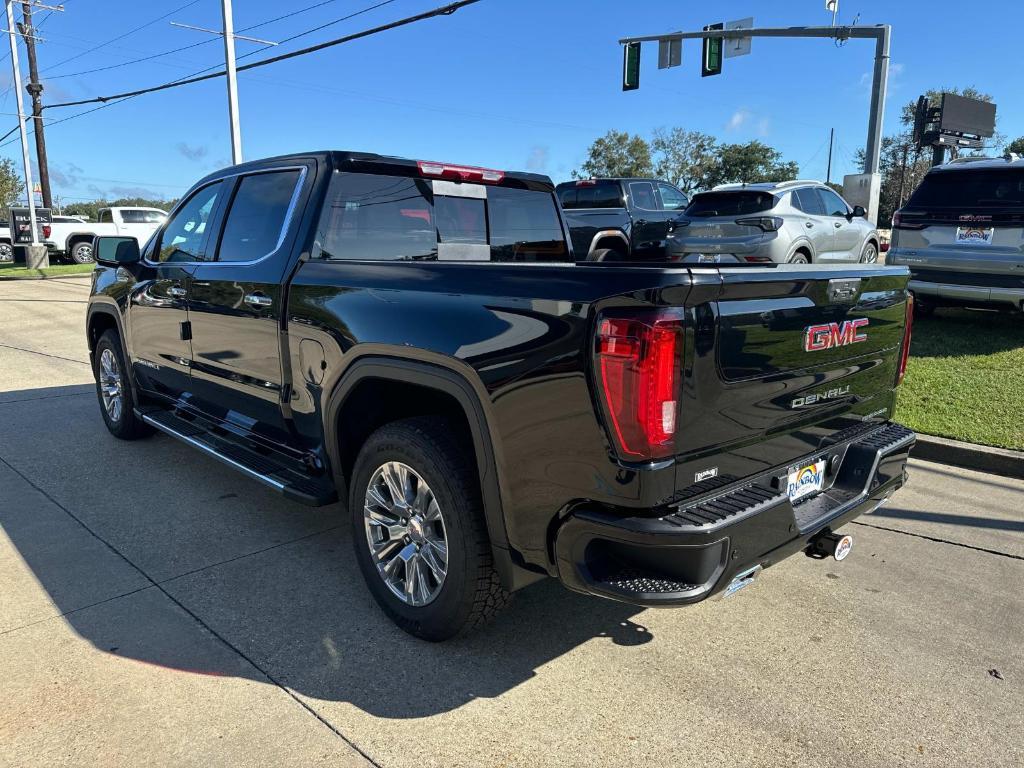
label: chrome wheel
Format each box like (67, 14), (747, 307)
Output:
(861, 243), (878, 263)
(98, 348), (123, 423)
(363, 461), (448, 607)
(0, 243), (12, 262)
(74, 243), (94, 263)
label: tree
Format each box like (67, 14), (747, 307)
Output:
(651, 128), (719, 194)
(573, 130), (653, 179)
(64, 196), (178, 221)
(1007, 136), (1024, 155)
(0, 157), (24, 210)
(704, 141), (799, 189)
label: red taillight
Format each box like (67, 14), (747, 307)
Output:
(42, 224), (51, 239)
(897, 294), (914, 385)
(742, 255), (774, 263)
(417, 160), (504, 184)
(595, 310), (683, 460)
(575, 179), (597, 186)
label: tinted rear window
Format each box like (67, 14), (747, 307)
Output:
(907, 168), (1024, 209)
(558, 181), (622, 209)
(319, 173), (566, 262)
(685, 191), (776, 217)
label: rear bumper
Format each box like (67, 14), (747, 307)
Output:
(909, 279), (1024, 309)
(553, 422), (915, 607)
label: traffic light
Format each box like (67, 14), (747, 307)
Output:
(622, 41), (640, 91)
(702, 23), (723, 77)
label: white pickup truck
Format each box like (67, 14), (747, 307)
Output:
(47, 206), (167, 263)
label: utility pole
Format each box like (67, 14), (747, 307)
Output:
(826, 127), (834, 184)
(220, 0), (241, 164)
(19, 1), (49, 207)
(4, 0), (37, 246)
(170, 3), (278, 166)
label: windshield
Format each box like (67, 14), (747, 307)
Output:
(906, 168), (1024, 210)
(684, 191), (776, 217)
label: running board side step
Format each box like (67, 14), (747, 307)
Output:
(138, 408), (337, 507)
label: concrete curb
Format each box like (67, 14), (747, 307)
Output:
(912, 433), (1024, 480)
(0, 272), (93, 281)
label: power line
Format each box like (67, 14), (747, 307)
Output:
(47, 0), (351, 81)
(38, 0), (203, 75)
(45, 0), (480, 111)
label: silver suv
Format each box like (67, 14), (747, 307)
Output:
(888, 155), (1024, 314)
(666, 180), (880, 264)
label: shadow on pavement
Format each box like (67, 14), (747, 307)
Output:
(871, 506), (1024, 533)
(1, 383), (652, 718)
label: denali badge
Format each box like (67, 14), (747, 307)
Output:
(695, 467), (718, 483)
(792, 385), (851, 408)
(804, 318), (868, 352)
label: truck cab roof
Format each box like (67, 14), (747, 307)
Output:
(193, 151), (555, 192)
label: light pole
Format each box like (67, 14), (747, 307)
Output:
(4, 0), (39, 259)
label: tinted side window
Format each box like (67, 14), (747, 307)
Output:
(628, 181), (658, 211)
(561, 181), (622, 209)
(488, 186), (567, 262)
(794, 188), (825, 215)
(557, 187), (576, 208)
(98, 210), (112, 223)
(218, 170), (301, 262)
(121, 210), (166, 224)
(319, 173), (435, 261)
(157, 182), (222, 263)
(817, 188), (849, 216)
(658, 183), (688, 210)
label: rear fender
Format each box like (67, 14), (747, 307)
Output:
(323, 353), (544, 592)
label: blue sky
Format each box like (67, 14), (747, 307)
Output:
(2, 0), (1020, 204)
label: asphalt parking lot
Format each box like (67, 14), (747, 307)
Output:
(1, 278), (1021, 768)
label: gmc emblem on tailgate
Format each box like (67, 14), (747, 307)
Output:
(804, 319), (869, 352)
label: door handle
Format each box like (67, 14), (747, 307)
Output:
(244, 293), (273, 308)
(167, 285), (187, 298)
(635, 219), (647, 226)
(834, 222), (843, 228)
(805, 222), (814, 228)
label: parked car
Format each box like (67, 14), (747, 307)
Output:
(47, 206), (167, 264)
(666, 180), (880, 264)
(555, 177), (689, 260)
(86, 151), (915, 641)
(888, 155), (1024, 314)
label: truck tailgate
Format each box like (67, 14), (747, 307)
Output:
(675, 264), (910, 481)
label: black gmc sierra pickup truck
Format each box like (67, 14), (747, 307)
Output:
(86, 151), (916, 640)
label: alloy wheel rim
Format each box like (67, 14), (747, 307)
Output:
(363, 461), (448, 606)
(78, 244), (94, 262)
(863, 245), (877, 263)
(98, 348), (123, 422)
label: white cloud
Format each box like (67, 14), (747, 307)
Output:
(727, 109), (751, 130)
(525, 145), (549, 172)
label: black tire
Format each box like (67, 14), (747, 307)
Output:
(92, 330), (153, 440)
(70, 240), (94, 264)
(789, 251), (811, 264)
(588, 247), (624, 262)
(860, 241), (879, 263)
(913, 298), (936, 318)
(349, 416), (509, 641)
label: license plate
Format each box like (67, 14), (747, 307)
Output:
(787, 459), (826, 502)
(955, 226), (994, 245)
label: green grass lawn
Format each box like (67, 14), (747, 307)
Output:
(896, 308), (1023, 451)
(0, 262), (94, 279)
